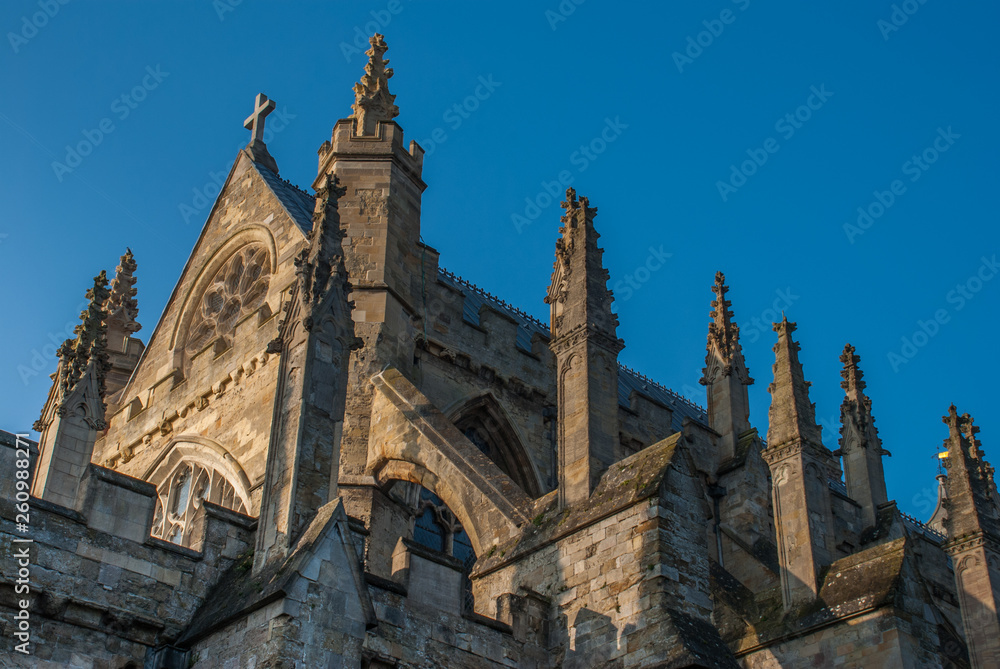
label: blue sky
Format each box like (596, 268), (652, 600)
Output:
(2, 1), (996, 520)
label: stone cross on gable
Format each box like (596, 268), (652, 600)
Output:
(244, 93), (276, 144)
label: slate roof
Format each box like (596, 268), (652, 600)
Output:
(253, 178), (708, 433)
(0, 430), (36, 450)
(252, 163), (315, 235)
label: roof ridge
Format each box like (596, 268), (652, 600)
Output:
(899, 510), (945, 540)
(617, 363), (706, 413)
(279, 176), (312, 198)
(439, 268), (549, 332)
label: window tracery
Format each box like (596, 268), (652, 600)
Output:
(389, 484), (476, 611)
(186, 244), (271, 354)
(151, 460), (248, 547)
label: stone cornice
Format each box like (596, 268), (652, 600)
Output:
(943, 530), (1000, 556)
(761, 438), (831, 467)
(549, 324), (624, 357)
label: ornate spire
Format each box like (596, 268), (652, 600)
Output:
(351, 34), (399, 136)
(106, 248), (141, 336)
(36, 272), (113, 432)
(545, 188), (621, 345)
(837, 345), (889, 455)
(766, 315), (823, 449)
(701, 271), (751, 385)
(943, 406), (996, 500)
(294, 173), (349, 330)
(836, 344), (890, 527)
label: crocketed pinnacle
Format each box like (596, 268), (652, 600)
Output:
(702, 271), (752, 385)
(767, 315), (822, 448)
(545, 188), (621, 347)
(106, 248), (141, 335)
(941, 405), (1000, 540)
(295, 173), (349, 322)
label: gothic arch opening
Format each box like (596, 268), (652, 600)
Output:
(169, 226), (279, 374)
(448, 394), (542, 498)
(144, 437), (252, 548)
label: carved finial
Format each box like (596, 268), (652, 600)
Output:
(839, 344), (865, 395)
(837, 344), (885, 453)
(702, 271), (752, 386)
(351, 34), (399, 136)
(107, 248), (141, 336)
(559, 187), (597, 229)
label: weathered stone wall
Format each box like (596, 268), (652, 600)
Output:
(0, 437), (254, 667)
(473, 437), (719, 668)
(741, 610), (920, 668)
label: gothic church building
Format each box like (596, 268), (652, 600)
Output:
(4, 35), (999, 668)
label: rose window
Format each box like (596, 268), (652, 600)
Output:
(186, 244), (271, 354)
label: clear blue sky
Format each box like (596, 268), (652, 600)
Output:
(2, 1), (997, 520)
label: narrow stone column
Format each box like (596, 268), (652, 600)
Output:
(700, 271), (753, 466)
(762, 316), (836, 610)
(940, 406), (1000, 669)
(546, 188), (623, 508)
(834, 344), (890, 529)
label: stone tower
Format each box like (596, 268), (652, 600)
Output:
(941, 406), (1000, 669)
(700, 271), (753, 465)
(762, 316), (836, 610)
(31, 272), (112, 508)
(835, 344), (890, 529)
(313, 34), (426, 490)
(545, 188), (623, 508)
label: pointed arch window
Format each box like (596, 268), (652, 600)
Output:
(390, 484), (476, 611)
(151, 460), (248, 547)
(145, 439), (252, 549)
(452, 397), (542, 497)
